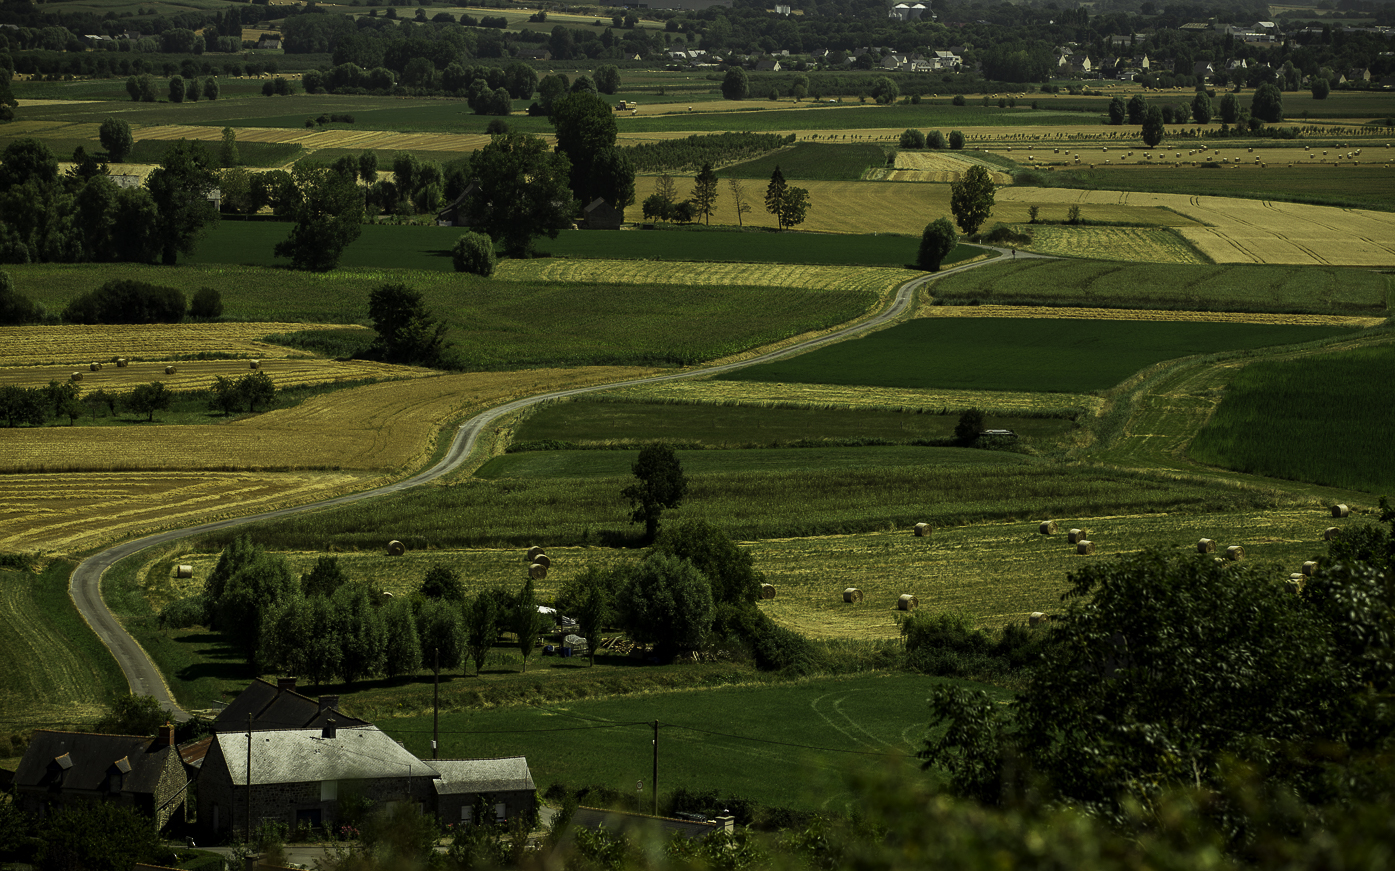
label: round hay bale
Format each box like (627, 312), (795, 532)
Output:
(89, 362), (101, 372)
(387, 540), (406, 556)
(382, 591), (394, 599)
(1226, 545), (1245, 561)
(174, 565), (193, 579)
(109, 355), (121, 364)
(115, 358), (128, 368)
(1029, 611), (1046, 627)
(164, 365), (177, 375)
(1076, 540), (1095, 555)
(529, 563), (548, 580)
(533, 554), (551, 569)
(249, 359), (260, 370)
(1197, 538), (1216, 554)
(843, 588), (864, 604)
(897, 594), (918, 611)
(69, 372), (82, 382)
(1324, 526), (1341, 541)
(1039, 520), (1057, 535)
(1302, 561), (1318, 577)
(914, 522), (932, 537)
(1285, 578), (1302, 595)
(1331, 504), (1349, 518)
(526, 545), (546, 561)
(760, 584), (776, 600)
(1067, 528), (1086, 544)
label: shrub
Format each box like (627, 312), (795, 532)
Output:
(62, 279), (186, 324)
(451, 232), (497, 276)
(159, 595), (211, 629)
(952, 94), (966, 106)
(948, 130), (965, 149)
(899, 128), (926, 149)
(190, 286), (223, 319)
(926, 129), (947, 149)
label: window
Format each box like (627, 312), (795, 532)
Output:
(320, 780), (338, 801)
(495, 802), (506, 822)
(460, 806), (473, 825)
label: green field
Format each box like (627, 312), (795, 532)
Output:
(510, 398), (1075, 448)
(0, 561), (126, 732)
(928, 260), (1391, 314)
(193, 460), (1290, 551)
(1020, 164), (1395, 212)
(1189, 343), (1395, 494)
(377, 673), (998, 813)
(477, 445), (1031, 479)
(718, 317), (1356, 394)
(184, 221), (974, 271)
(717, 142), (887, 181)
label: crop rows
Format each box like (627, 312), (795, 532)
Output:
(891, 150), (1013, 184)
(598, 379), (1100, 417)
(928, 259), (1389, 314)
(0, 357), (425, 391)
(1024, 226), (1208, 264)
(0, 322), (367, 368)
(498, 258), (910, 297)
(918, 304), (1382, 328)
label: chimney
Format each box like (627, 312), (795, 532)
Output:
(276, 676), (298, 693)
(715, 814), (735, 835)
(158, 722), (176, 748)
(323, 718), (336, 740)
(318, 695), (339, 713)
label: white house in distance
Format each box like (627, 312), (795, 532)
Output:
(888, 3), (928, 22)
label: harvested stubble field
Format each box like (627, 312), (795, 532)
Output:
(0, 322), (369, 368)
(497, 258), (910, 297)
(131, 122), (494, 157)
(598, 379), (1101, 418)
(888, 151), (1013, 184)
(927, 260), (1390, 315)
(919, 304), (1383, 329)
(749, 507), (1360, 638)
(1023, 226), (1209, 264)
(1, 367), (654, 552)
(1001, 187), (1395, 266)
(631, 177), (1195, 236)
(718, 317), (1355, 394)
(0, 356), (426, 391)
(0, 561), (126, 730)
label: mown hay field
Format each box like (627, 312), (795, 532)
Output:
(1023, 226), (1208, 264)
(0, 470), (377, 554)
(890, 150), (1013, 184)
(918, 304), (1383, 329)
(0, 356), (428, 391)
(927, 259), (1390, 315)
(497, 258), (910, 297)
(1190, 343), (1395, 494)
(599, 379), (1101, 417)
(750, 507), (1363, 638)
(0, 322), (368, 367)
(0, 561), (126, 730)
(1001, 187), (1395, 266)
(717, 317), (1355, 394)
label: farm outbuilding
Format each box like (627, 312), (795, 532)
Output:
(582, 198), (625, 230)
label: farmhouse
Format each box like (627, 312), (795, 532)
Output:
(210, 676), (367, 734)
(436, 182), (481, 227)
(13, 725), (188, 830)
(583, 197), (625, 230)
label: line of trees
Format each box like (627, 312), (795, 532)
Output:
(0, 379), (173, 426)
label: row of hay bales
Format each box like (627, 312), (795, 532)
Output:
(527, 545), (550, 579)
(69, 359), (262, 381)
(1039, 520), (1097, 555)
(836, 588), (918, 610)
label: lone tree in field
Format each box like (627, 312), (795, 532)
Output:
(1191, 91), (1213, 125)
(452, 232), (497, 276)
(1251, 83), (1283, 123)
(367, 283), (450, 367)
(124, 381), (172, 422)
(949, 165), (995, 236)
(99, 118), (134, 163)
(691, 162), (719, 225)
(728, 178), (752, 226)
(1107, 95), (1126, 125)
(721, 66), (749, 100)
(1311, 76), (1331, 100)
(954, 408), (985, 445)
(948, 130), (965, 150)
(1141, 106), (1165, 147)
(623, 442), (688, 542)
(918, 218), (958, 272)
(764, 166), (811, 231)
(274, 162), (365, 271)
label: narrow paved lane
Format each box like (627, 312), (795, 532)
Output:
(70, 251), (1016, 719)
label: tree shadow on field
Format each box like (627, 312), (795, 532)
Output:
(174, 631), (255, 683)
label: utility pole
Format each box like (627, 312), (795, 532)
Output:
(652, 720), (659, 816)
(433, 647), (440, 760)
(245, 714), (252, 845)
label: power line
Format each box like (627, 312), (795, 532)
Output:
(656, 722), (912, 758)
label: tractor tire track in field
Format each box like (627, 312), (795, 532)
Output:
(70, 250), (1024, 720)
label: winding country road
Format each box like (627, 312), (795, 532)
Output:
(70, 249), (1023, 721)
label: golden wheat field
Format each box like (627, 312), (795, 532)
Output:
(1023, 226), (1208, 264)
(0, 322), (367, 367)
(598, 379), (1100, 417)
(0, 470), (376, 554)
(135, 123), (496, 155)
(496, 258), (913, 296)
(1015, 143), (1395, 169)
(0, 357), (430, 391)
(917, 303), (1384, 329)
(1001, 187), (1395, 266)
(889, 151), (1013, 184)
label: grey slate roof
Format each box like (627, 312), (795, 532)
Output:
(213, 726), (436, 786)
(432, 757), (535, 794)
(15, 731), (176, 797)
(211, 678), (367, 733)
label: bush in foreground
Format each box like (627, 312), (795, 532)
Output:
(451, 231), (497, 276)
